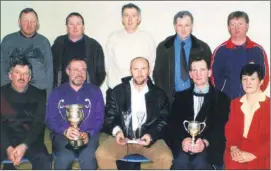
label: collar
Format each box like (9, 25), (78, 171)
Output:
(240, 91), (266, 115)
(66, 81), (87, 92)
(121, 76), (154, 89)
(67, 35), (84, 43)
(19, 30), (37, 39)
(175, 34), (191, 45)
(226, 36), (256, 49)
(129, 79), (149, 94)
(194, 84), (209, 94)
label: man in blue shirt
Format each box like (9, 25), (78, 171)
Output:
(45, 57), (104, 169)
(153, 11), (212, 105)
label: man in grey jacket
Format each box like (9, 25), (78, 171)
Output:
(1, 8), (53, 98)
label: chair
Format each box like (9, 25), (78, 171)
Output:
(1, 158), (30, 164)
(119, 154), (150, 163)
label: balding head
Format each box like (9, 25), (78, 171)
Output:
(130, 57), (150, 86)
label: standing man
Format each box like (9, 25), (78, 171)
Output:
(211, 11), (269, 100)
(166, 54), (230, 170)
(52, 12), (106, 88)
(153, 11), (212, 105)
(96, 57), (173, 169)
(45, 57), (104, 170)
(106, 3), (156, 90)
(1, 55), (51, 169)
(1, 8), (53, 97)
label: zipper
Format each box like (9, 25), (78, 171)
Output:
(221, 79), (227, 91)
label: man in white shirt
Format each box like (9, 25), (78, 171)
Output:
(96, 57), (173, 169)
(105, 3), (156, 90)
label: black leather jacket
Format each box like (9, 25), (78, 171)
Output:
(103, 76), (170, 147)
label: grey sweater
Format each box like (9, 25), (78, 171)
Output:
(1, 31), (53, 97)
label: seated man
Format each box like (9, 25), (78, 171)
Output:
(45, 57), (104, 169)
(166, 54), (230, 169)
(1, 55), (51, 169)
(96, 57), (173, 169)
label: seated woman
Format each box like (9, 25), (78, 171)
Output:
(224, 63), (270, 169)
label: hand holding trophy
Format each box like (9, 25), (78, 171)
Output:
(58, 99), (91, 150)
(183, 120), (206, 154)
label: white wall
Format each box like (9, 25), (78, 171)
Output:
(1, 1), (270, 97)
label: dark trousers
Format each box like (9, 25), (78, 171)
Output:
(173, 150), (210, 170)
(1, 143), (51, 170)
(51, 132), (98, 170)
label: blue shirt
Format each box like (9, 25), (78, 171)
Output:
(174, 35), (192, 92)
(45, 82), (104, 136)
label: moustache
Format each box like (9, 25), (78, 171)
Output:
(17, 79), (25, 82)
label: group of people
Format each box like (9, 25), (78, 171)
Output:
(1, 2), (270, 170)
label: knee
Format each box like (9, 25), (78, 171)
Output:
(95, 146), (111, 160)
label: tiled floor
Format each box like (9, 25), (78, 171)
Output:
(1, 128), (152, 169)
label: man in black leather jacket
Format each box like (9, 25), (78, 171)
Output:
(96, 57), (173, 169)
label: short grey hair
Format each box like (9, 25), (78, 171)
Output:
(173, 11), (194, 25)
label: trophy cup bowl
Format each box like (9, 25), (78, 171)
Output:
(183, 120), (206, 154)
(58, 99), (91, 150)
(65, 104), (85, 150)
(127, 111), (146, 144)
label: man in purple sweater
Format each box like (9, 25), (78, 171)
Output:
(45, 57), (104, 169)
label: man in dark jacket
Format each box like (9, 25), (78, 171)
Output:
(51, 12), (106, 88)
(1, 55), (51, 169)
(166, 54), (230, 169)
(96, 57), (173, 169)
(153, 11), (212, 105)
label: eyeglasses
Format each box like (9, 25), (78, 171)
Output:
(69, 68), (87, 73)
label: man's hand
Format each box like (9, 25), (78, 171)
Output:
(182, 137), (192, 152)
(80, 132), (89, 144)
(138, 134), (152, 146)
(190, 138), (205, 153)
(116, 130), (126, 145)
(6, 146), (16, 164)
(238, 151), (257, 163)
(13, 144), (28, 166)
(230, 146), (243, 162)
(64, 127), (80, 140)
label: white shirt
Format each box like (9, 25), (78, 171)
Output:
(105, 28), (156, 89)
(112, 79), (148, 136)
(193, 85), (209, 120)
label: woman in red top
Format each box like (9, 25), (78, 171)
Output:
(224, 63), (270, 169)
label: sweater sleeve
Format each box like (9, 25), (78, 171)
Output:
(44, 39), (53, 98)
(225, 100), (242, 149)
(45, 89), (69, 135)
(1, 37), (11, 86)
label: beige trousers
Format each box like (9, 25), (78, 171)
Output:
(95, 136), (173, 169)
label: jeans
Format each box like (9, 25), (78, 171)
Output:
(51, 132), (99, 169)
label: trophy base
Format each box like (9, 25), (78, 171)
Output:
(65, 143), (87, 151)
(126, 139), (140, 144)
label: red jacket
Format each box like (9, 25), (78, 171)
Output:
(224, 94), (270, 169)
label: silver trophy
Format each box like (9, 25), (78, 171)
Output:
(58, 99), (91, 150)
(127, 111), (146, 144)
(183, 120), (206, 154)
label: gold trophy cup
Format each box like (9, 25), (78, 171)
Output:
(183, 120), (206, 154)
(58, 99), (91, 150)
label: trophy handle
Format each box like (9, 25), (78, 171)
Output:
(198, 122), (206, 134)
(83, 98), (91, 121)
(58, 99), (66, 120)
(183, 120), (189, 132)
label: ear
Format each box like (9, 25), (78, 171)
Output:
(66, 67), (70, 76)
(260, 79), (263, 86)
(208, 69), (212, 78)
(18, 19), (21, 28)
(189, 71), (193, 79)
(8, 72), (12, 81)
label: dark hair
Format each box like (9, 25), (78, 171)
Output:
(66, 57), (87, 69)
(121, 3), (141, 16)
(66, 12), (85, 25)
(189, 51), (210, 70)
(240, 64), (264, 81)
(173, 11), (194, 25)
(19, 8), (38, 20)
(227, 11), (249, 26)
(8, 55), (33, 77)
(130, 57), (150, 68)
